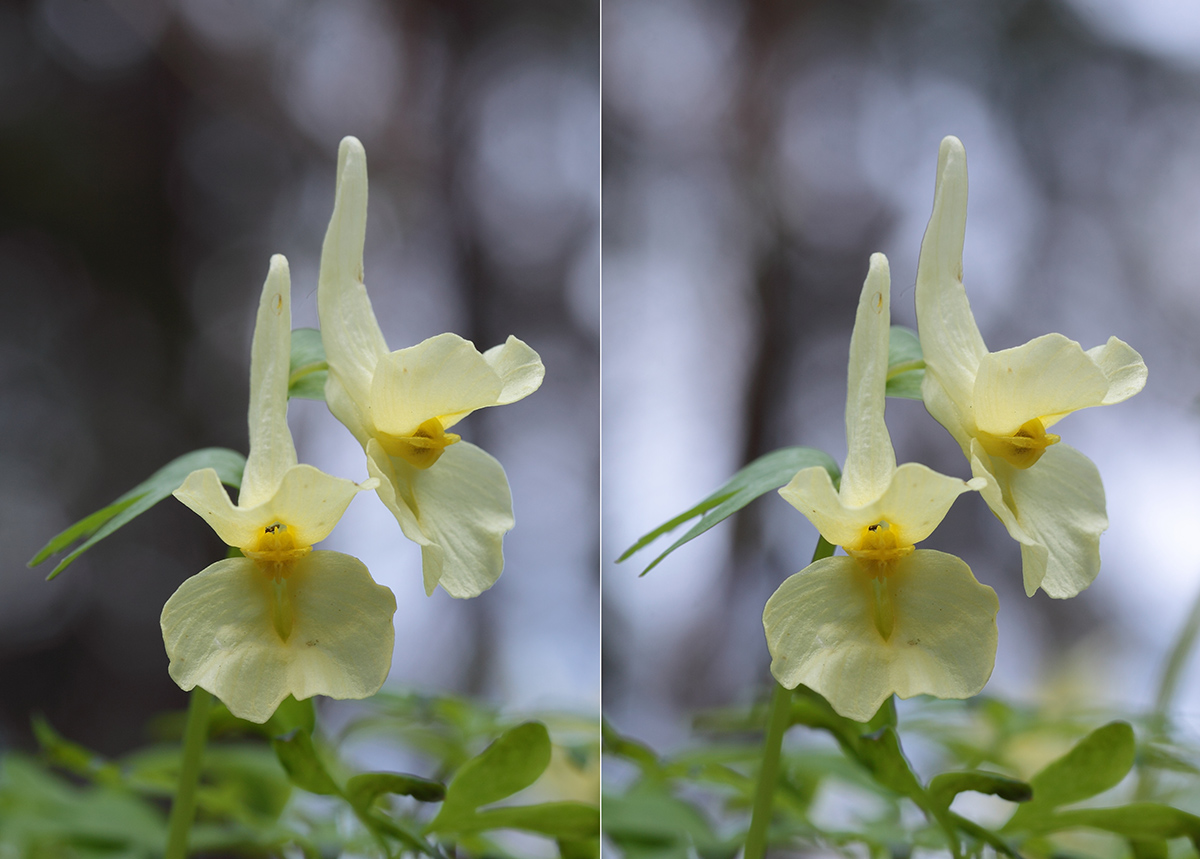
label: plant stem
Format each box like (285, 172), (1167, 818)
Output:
(165, 688), (213, 859)
(744, 680), (792, 859)
(745, 536), (834, 858)
(1155, 581), (1200, 717)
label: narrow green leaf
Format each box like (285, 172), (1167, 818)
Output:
(618, 447), (840, 575)
(429, 722), (552, 831)
(29, 447), (246, 580)
(289, 327), (328, 401)
(1005, 721), (1135, 831)
(948, 811), (1022, 858)
(448, 801), (599, 838)
(346, 771), (446, 807)
(886, 326), (925, 400)
(928, 771), (1032, 810)
(271, 729), (340, 797)
(558, 836), (601, 859)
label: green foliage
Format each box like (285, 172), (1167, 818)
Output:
(618, 447), (840, 575)
(886, 325), (926, 399)
(603, 695), (1200, 859)
(27, 447), (246, 580)
(289, 327), (329, 400)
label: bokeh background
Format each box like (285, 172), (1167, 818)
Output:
(0, 0), (599, 754)
(604, 0), (1200, 748)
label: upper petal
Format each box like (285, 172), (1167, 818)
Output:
(779, 466), (865, 548)
(241, 255), (299, 508)
(483, 336), (546, 406)
(874, 463), (981, 546)
(318, 136), (390, 440)
(175, 468), (261, 549)
(763, 550), (998, 722)
(973, 333), (1111, 434)
(841, 254), (897, 507)
(915, 136), (988, 429)
(161, 551), (396, 723)
(971, 441), (1107, 598)
(1085, 336), (1148, 406)
(261, 464), (372, 548)
(780, 462), (977, 550)
(369, 441), (514, 598)
(369, 333), (504, 436)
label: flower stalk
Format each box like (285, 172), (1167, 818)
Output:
(164, 688), (213, 859)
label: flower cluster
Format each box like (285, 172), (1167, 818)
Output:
(161, 138), (544, 723)
(764, 137), (1145, 720)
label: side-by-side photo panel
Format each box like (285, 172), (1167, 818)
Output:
(0, 2), (597, 856)
(603, 1), (1198, 855)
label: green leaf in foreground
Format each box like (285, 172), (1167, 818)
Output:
(886, 325), (925, 400)
(928, 771), (1032, 810)
(1004, 721), (1135, 831)
(272, 729), (341, 797)
(28, 447), (246, 580)
(429, 722), (552, 833)
(457, 801), (599, 838)
(346, 771), (446, 807)
(289, 327), (328, 401)
(618, 447), (840, 575)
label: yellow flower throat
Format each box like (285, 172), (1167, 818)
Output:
(376, 417), (461, 469)
(846, 522), (912, 642)
(976, 417), (1060, 469)
(244, 523), (311, 642)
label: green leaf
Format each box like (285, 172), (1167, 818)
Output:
(928, 771), (1032, 810)
(1034, 803), (1200, 842)
(29, 447), (246, 580)
(450, 801), (599, 838)
(346, 771), (446, 807)
(32, 716), (122, 787)
(886, 325), (926, 400)
(618, 447), (840, 575)
(263, 695), (316, 738)
(271, 729), (341, 797)
(1005, 721), (1135, 831)
(289, 327), (328, 400)
(602, 786), (731, 857)
(429, 722), (552, 832)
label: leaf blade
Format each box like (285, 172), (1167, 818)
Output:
(618, 447), (839, 575)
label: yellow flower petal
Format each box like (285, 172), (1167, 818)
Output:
(970, 441), (1106, 598)
(174, 468), (260, 550)
(318, 136), (389, 443)
(1086, 336), (1148, 406)
(483, 335), (546, 406)
(369, 334), (504, 436)
(914, 136), (989, 429)
(161, 552), (397, 724)
(763, 551), (998, 722)
(366, 440), (513, 598)
(241, 255), (300, 509)
(175, 465), (368, 552)
(973, 333), (1111, 435)
(841, 254), (897, 507)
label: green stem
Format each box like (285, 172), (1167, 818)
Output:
(744, 681), (792, 859)
(1137, 582), (1200, 801)
(164, 688), (213, 859)
(745, 536), (835, 858)
(1155, 582), (1200, 717)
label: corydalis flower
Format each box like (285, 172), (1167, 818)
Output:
(163, 255), (397, 724)
(915, 136), (1147, 599)
(318, 137), (544, 598)
(763, 254), (998, 722)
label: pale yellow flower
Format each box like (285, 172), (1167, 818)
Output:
(764, 254), (998, 722)
(162, 255), (396, 724)
(318, 137), (544, 598)
(915, 136), (1147, 598)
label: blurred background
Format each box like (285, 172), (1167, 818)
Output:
(0, 0), (598, 755)
(603, 0), (1200, 748)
